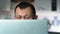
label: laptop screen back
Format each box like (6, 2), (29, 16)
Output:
(0, 20), (48, 34)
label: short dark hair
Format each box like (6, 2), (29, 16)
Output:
(14, 2), (36, 16)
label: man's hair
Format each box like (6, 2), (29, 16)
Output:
(14, 2), (36, 16)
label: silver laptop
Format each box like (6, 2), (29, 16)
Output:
(0, 20), (48, 34)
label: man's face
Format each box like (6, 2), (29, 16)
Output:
(15, 7), (37, 19)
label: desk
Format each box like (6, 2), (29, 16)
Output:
(48, 25), (60, 34)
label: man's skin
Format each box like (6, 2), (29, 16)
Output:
(14, 7), (37, 19)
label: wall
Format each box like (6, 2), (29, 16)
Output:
(0, 0), (10, 11)
(35, 0), (51, 11)
(57, 0), (60, 11)
(0, 0), (11, 19)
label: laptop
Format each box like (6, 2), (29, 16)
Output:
(0, 20), (48, 34)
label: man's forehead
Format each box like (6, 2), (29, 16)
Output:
(16, 7), (32, 13)
(15, 7), (33, 16)
(16, 7), (32, 11)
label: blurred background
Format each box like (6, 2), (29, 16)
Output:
(0, 0), (60, 34)
(0, 0), (60, 19)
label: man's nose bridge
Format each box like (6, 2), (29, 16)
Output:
(21, 17), (25, 19)
(21, 17), (24, 19)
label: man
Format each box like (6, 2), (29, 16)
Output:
(14, 2), (38, 19)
